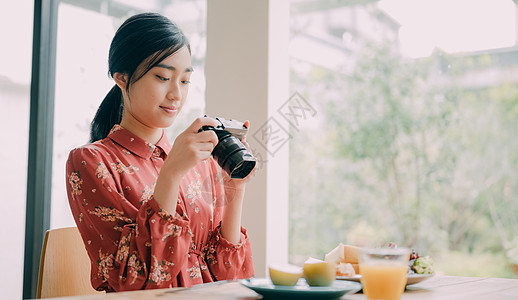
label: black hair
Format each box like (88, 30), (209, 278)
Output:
(90, 12), (190, 142)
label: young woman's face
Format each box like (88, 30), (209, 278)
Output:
(122, 46), (192, 129)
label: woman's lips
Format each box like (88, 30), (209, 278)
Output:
(160, 106), (177, 113)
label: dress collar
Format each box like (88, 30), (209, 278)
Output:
(107, 125), (172, 159)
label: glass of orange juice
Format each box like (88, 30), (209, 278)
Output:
(359, 247), (410, 300)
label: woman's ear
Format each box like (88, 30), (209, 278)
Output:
(113, 72), (128, 91)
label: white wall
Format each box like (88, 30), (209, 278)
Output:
(206, 0), (290, 277)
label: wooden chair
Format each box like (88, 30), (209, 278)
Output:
(37, 227), (103, 298)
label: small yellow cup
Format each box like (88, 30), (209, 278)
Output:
(359, 247), (410, 300)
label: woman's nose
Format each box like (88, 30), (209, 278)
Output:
(167, 82), (181, 100)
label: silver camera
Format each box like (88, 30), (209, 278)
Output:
(199, 117), (256, 179)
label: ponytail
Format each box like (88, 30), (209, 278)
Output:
(90, 85), (123, 142)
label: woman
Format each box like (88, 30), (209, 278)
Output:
(65, 12), (254, 291)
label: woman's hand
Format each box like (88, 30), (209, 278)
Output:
(164, 117), (219, 179)
(220, 120), (254, 244)
(153, 117), (218, 214)
(223, 120), (256, 191)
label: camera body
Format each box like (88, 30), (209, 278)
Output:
(200, 117), (256, 179)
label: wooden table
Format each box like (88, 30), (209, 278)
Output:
(40, 275), (518, 300)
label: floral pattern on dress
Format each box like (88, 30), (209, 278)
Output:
(156, 207), (188, 225)
(95, 161), (111, 184)
(88, 206), (133, 223)
(109, 124), (124, 135)
(127, 253), (146, 285)
(145, 142), (155, 153)
(148, 255), (174, 285)
(186, 179), (202, 207)
(140, 184), (154, 205)
(97, 250), (115, 281)
(68, 170), (83, 197)
(116, 232), (131, 263)
(111, 160), (139, 174)
(187, 261), (202, 279)
(202, 243), (218, 266)
(162, 223), (183, 242)
(200, 263), (208, 272)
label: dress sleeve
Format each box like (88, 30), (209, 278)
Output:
(205, 224), (254, 280)
(203, 160), (255, 280)
(66, 146), (192, 291)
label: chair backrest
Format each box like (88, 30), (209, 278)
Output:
(37, 227), (103, 298)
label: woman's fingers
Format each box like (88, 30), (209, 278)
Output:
(172, 117), (254, 172)
(196, 130), (218, 147)
(197, 140), (217, 153)
(187, 116), (219, 133)
(241, 137), (250, 149)
(241, 121), (251, 149)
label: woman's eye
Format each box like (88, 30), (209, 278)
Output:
(156, 75), (170, 81)
(182, 80), (191, 85)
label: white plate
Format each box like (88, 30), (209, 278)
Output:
(336, 275), (362, 282)
(337, 273), (434, 285)
(406, 273), (435, 285)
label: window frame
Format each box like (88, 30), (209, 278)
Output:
(23, 0), (58, 298)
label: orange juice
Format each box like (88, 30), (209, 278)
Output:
(360, 263), (408, 300)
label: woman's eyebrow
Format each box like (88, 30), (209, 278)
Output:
(155, 63), (194, 72)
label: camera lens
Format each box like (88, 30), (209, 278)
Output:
(211, 131), (256, 179)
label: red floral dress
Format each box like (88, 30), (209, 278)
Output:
(65, 125), (254, 291)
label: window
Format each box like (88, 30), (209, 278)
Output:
(51, 0), (207, 229)
(0, 1), (33, 298)
(289, 0), (518, 278)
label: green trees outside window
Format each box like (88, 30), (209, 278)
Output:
(289, 13), (518, 278)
